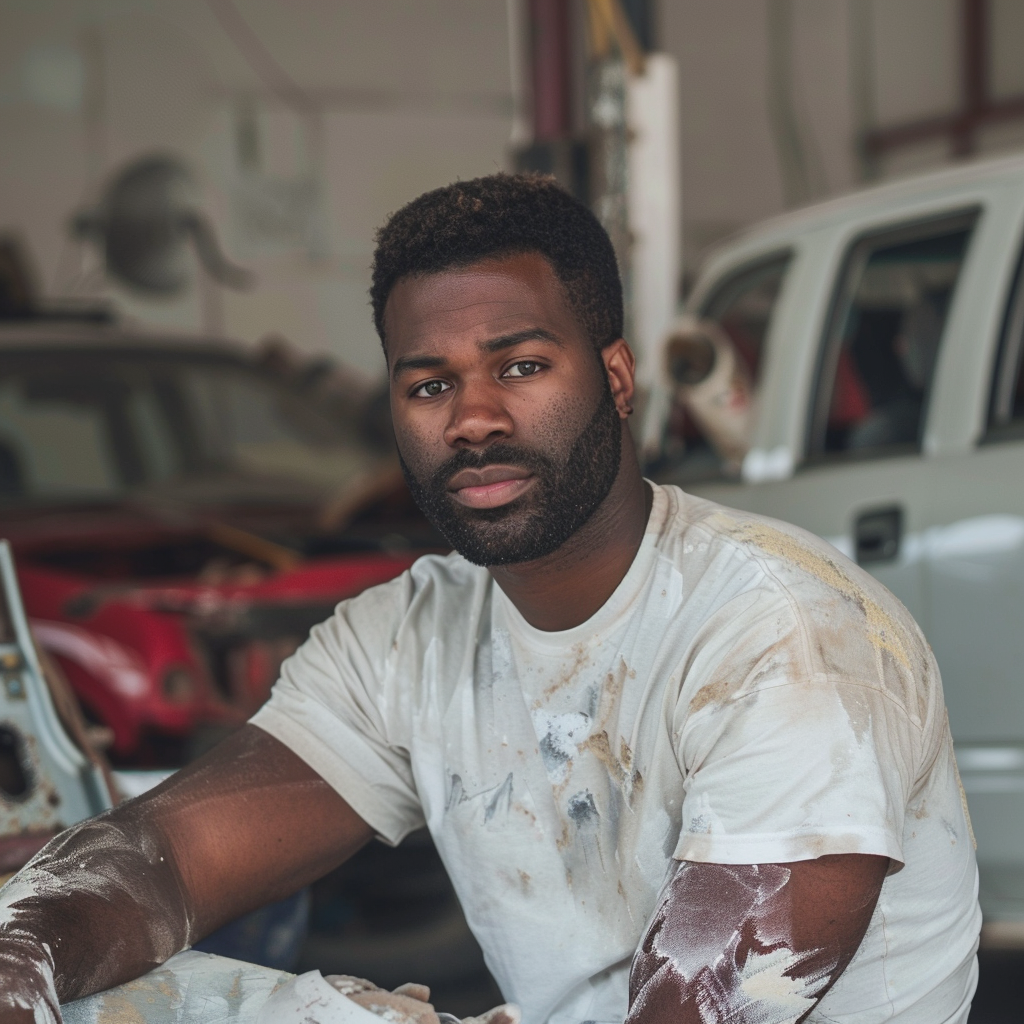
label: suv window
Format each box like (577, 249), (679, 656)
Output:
(988, 234), (1024, 439)
(808, 211), (977, 460)
(656, 252), (791, 481)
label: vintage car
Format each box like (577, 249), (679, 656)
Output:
(645, 150), (1024, 942)
(0, 317), (432, 763)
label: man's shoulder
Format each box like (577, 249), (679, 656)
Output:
(656, 485), (937, 722)
(656, 484), (902, 612)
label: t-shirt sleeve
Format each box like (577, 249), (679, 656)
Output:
(673, 598), (920, 867)
(250, 572), (426, 846)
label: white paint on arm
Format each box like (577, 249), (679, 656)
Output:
(628, 863), (839, 1024)
(0, 814), (192, 1018)
(0, 875), (60, 1023)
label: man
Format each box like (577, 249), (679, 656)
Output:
(0, 174), (979, 1023)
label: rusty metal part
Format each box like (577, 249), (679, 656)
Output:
(0, 541), (111, 866)
(204, 522), (303, 572)
(35, 644), (118, 800)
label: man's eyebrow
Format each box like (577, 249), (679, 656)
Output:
(390, 329), (562, 379)
(481, 328), (563, 353)
(391, 353), (446, 378)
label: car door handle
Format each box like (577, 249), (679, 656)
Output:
(854, 506), (903, 565)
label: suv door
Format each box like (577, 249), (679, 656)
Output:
(924, 236), (1024, 926)
(676, 210), (979, 629)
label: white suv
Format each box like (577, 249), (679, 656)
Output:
(645, 152), (1024, 942)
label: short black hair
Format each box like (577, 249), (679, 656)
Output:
(370, 173), (623, 353)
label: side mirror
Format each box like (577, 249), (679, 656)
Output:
(666, 328), (716, 386)
(661, 319), (754, 470)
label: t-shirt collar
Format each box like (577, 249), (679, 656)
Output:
(492, 481), (669, 650)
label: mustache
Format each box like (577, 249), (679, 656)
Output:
(430, 442), (555, 489)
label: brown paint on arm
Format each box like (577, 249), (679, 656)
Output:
(627, 854), (888, 1024)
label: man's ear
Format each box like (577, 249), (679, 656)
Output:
(602, 339), (636, 419)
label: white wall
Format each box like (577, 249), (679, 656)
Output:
(4, 0), (1024, 367)
(0, 0), (515, 382)
(658, 0), (1024, 274)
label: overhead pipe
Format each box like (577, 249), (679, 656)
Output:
(528, 0), (573, 142)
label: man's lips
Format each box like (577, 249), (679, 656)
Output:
(447, 464), (535, 509)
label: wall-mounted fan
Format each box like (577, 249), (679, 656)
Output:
(73, 155), (254, 296)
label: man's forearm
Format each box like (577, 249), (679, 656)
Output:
(627, 856), (888, 1024)
(0, 927), (59, 1023)
(0, 726), (374, 1021)
(0, 809), (192, 1014)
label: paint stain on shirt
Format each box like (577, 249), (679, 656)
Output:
(719, 516), (914, 673)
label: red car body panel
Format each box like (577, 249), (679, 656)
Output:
(7, 521), (418, 759)
(0, 327), (434, 762)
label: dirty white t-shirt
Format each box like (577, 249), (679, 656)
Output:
(252, 483), (980, 1024)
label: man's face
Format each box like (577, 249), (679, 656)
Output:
(385, 252), (624, 567)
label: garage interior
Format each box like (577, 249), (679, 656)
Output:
(2, 1), (1024, 1020)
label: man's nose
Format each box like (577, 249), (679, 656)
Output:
(443, 377), (514, 449)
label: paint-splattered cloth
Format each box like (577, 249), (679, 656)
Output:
(253, 483), (980, 1024)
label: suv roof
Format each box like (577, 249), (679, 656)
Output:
(717, 150), (1024, 255)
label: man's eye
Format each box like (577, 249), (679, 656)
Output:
(414, 380), (450, 398)
(504, 361), (541, 378)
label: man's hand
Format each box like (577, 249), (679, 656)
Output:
(326, 975), (521, 1024)
(326, 977), (440, 1024)
(0, 725), (374, 1020)
(627, 854), (889, 1024)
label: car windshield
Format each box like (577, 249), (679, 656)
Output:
(0, 346), (387, 506)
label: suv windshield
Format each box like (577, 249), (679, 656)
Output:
(0, 346), (387, 505)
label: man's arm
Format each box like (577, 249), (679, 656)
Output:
(627, 854), (889, 1024)
(0, 724), (374, 1022)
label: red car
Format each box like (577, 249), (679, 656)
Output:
(0, 318), (434, 763)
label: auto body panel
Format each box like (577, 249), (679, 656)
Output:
(11, 537), (419, 757)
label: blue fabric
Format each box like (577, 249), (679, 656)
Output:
(193, 888), (310, 971)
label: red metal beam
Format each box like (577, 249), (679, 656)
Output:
(953, 0), (987, 154)
(528, 0), (573, 142)
(861, 0), (1024, 161)
(864, 112), (962, 157)
(863, 95), (1024, 157)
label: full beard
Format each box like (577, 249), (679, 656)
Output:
(400, 382), (622, 567)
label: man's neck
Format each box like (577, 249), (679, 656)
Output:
(487, 444), (652, 632)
